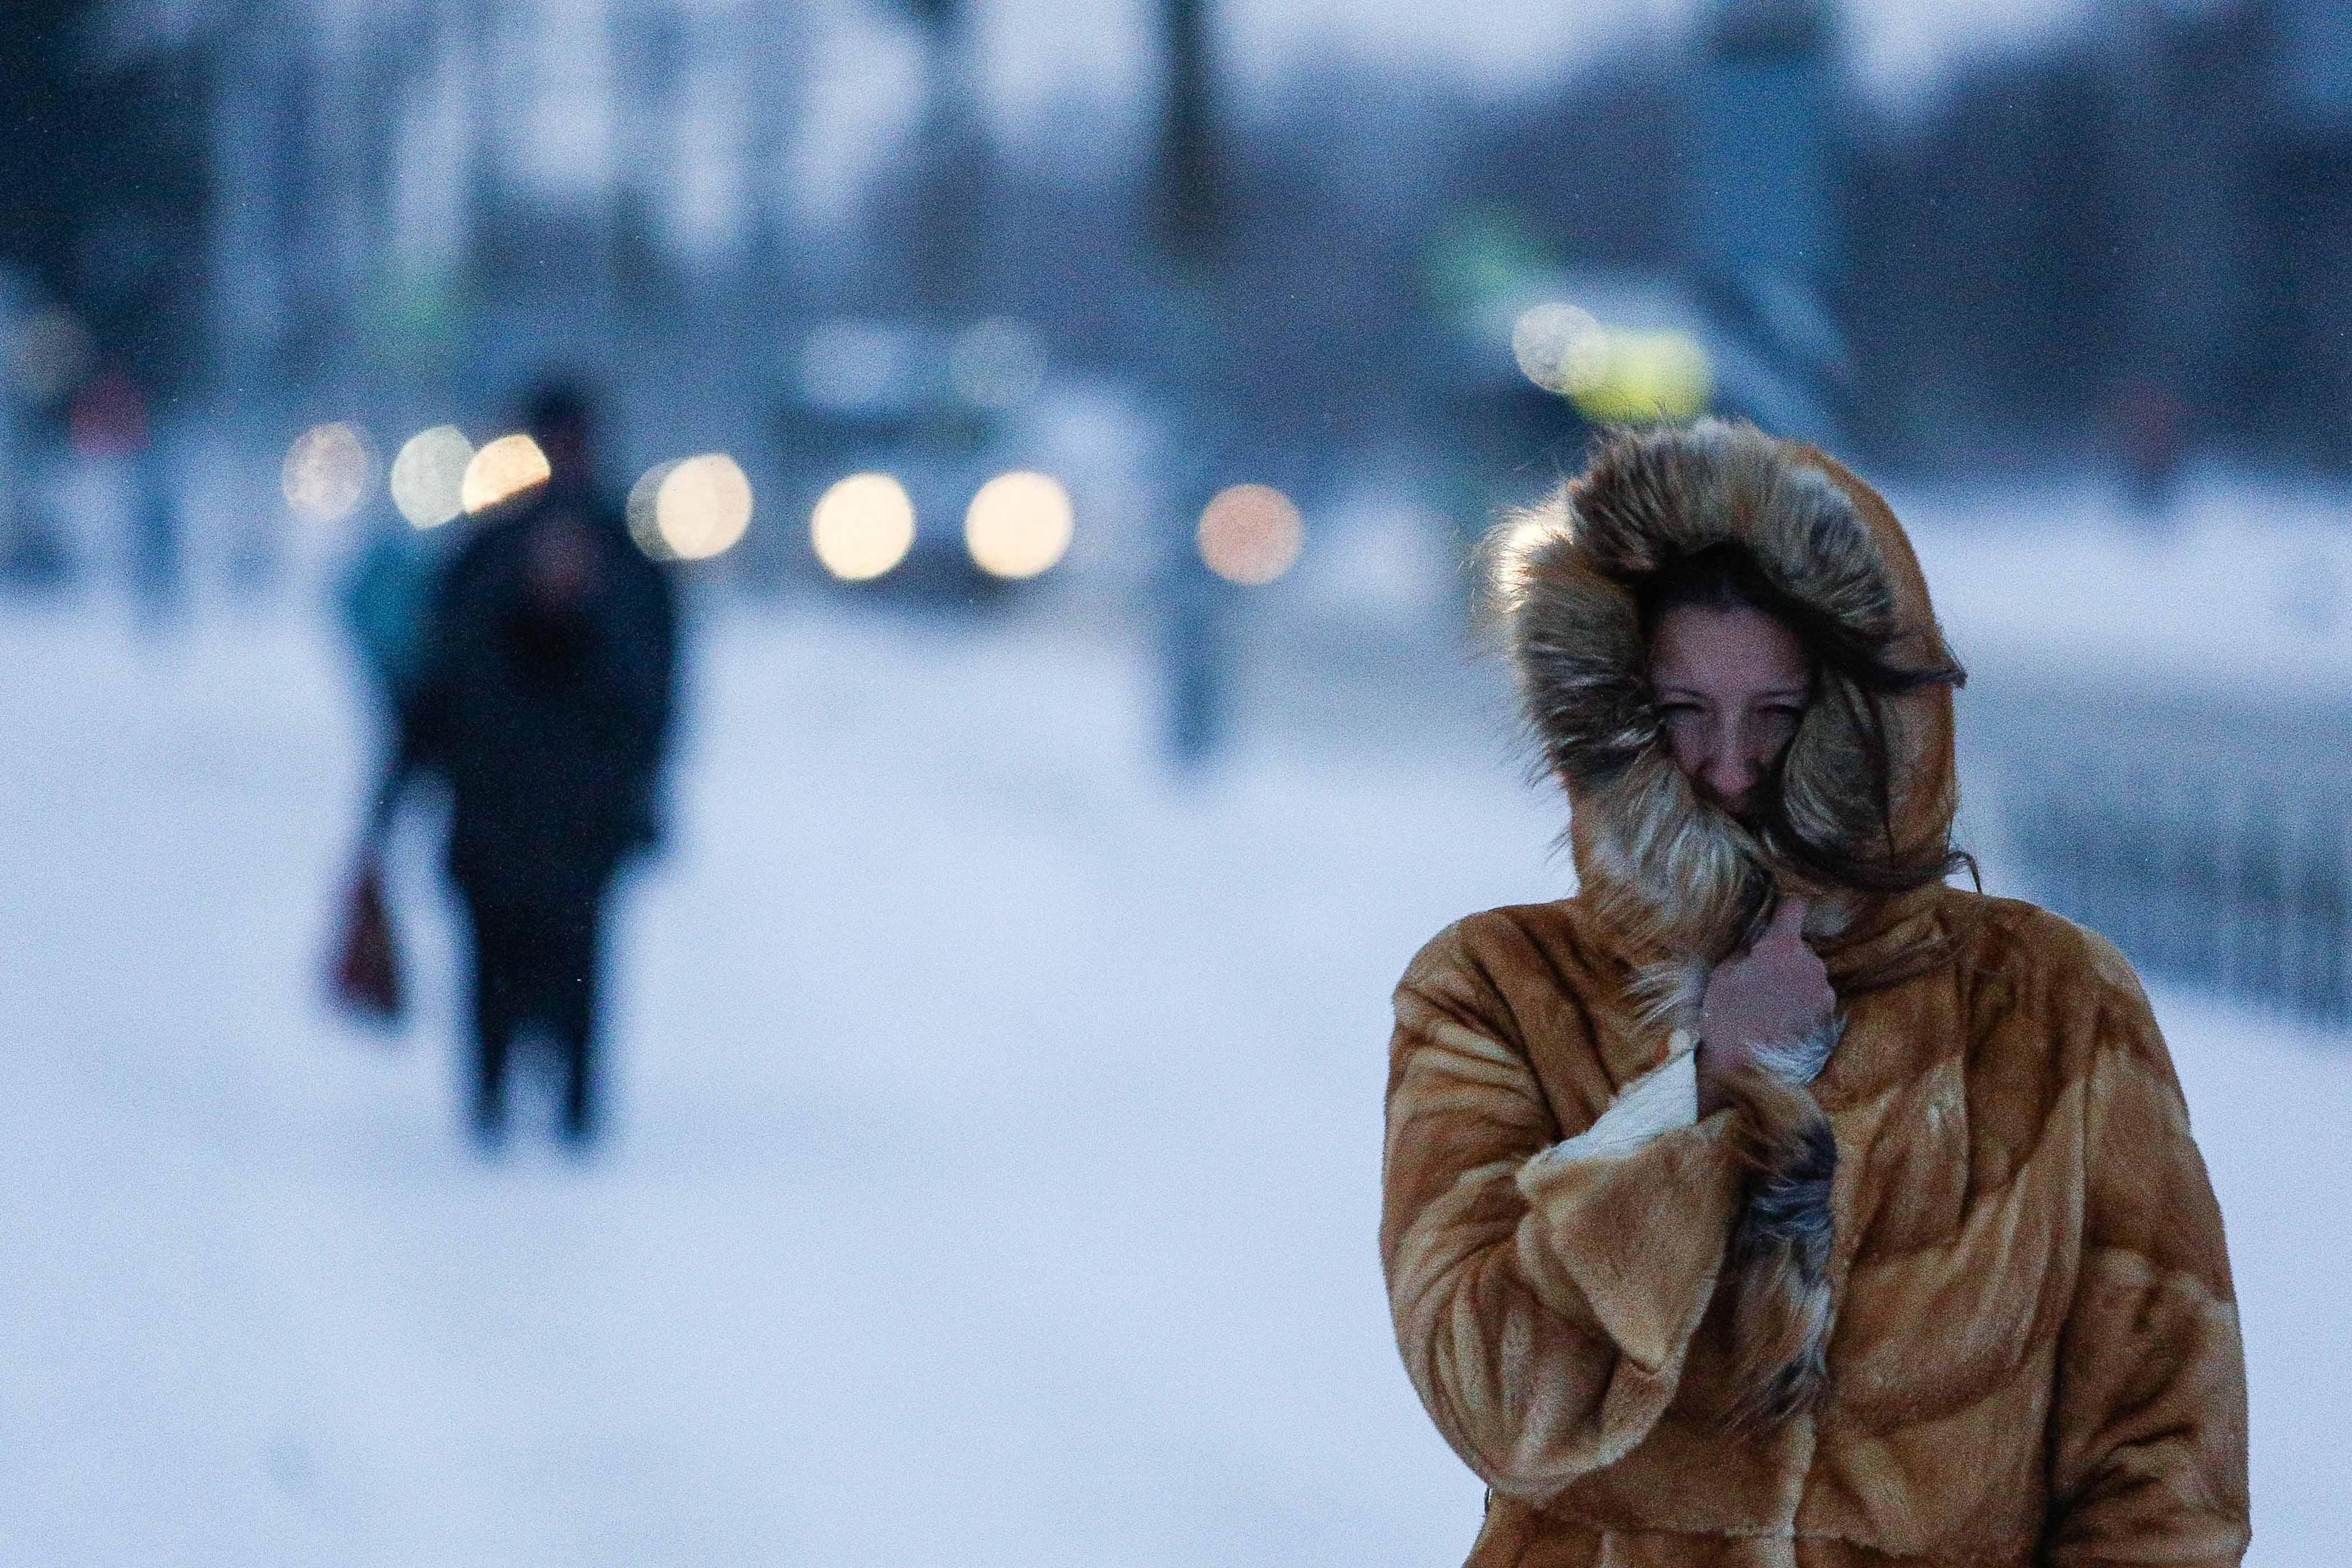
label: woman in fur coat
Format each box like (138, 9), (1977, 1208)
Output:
(1381, 421), (2247, 1567)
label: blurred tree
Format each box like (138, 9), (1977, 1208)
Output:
(0, 1), (90, 298)
(1, 1), (208, 388)
(902, 0), (987, 322)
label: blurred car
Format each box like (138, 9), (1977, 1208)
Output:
(777, 316), (1055, 605)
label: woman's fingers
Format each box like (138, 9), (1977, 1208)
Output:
(1761, 895), (1811, 950)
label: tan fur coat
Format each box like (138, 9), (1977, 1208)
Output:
(1381, 422), (2248, 1566)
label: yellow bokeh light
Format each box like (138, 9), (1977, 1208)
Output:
(656, 454), (754, 562)
(963, 470), (1073, 580)
(460, 432), (551, 515)
(1197, 483), (1304, 587)
(1567, 332), (1713, 423)
(282, 422), (372, 525)
(388, 425), (474, 528)
(1510, 300), (1713, 422)
(811, 472), (915, 581)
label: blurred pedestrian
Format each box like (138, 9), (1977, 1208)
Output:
(327, 503), (443, 1037)
(368, 382), (677, 1148)
(2114, 378), (2188, 518)
(128, 436), (183, 626)
(63, 367), (189, 624)
(1383, 421), (2246, 1564)
(335, 506), (438, 716)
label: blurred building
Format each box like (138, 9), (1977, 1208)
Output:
(1, 3), (208, 388)
(9, 0), (2352, 523)
(193, 0), (814, 420)
(2260, 0), (2352, 464)
(1688, 0), (1849, 444)
(1843, 0), (2352, 470)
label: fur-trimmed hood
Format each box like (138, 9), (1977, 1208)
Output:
(1488, 419), (1961, 968)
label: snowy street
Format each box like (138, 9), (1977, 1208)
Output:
(1, 594), (2343, 1564)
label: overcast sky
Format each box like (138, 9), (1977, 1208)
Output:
(968, 0), (2110, 118)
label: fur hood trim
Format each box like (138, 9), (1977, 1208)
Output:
(1487, 420), (1961, 964)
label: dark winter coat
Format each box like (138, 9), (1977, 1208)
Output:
(397, 479), (677, 908)
(1381, 421), (2248, 1566)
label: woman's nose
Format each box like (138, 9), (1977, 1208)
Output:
(1704, 748), (1755, 801)
(1703, 719), (1760, 801)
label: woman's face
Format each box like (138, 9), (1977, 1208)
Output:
(1649, 602), (1811, 822)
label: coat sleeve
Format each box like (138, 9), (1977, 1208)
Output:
(2042, 964), (2250, 1567)
(1381, 922), (1745, 1500)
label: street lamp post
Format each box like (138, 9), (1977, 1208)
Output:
(1153, 0), (1233, 770)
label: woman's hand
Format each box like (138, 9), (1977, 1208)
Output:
(1697, 897), (1833, 1116)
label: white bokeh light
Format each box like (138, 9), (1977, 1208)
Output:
(811, 473), (916, 581)
(963, 471), (1073, 580)
(388, 425), (474, 529)
(282, 422), (373, 526)
(656, 454), (755, 562)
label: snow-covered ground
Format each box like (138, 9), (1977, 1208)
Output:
(0, 590), (2343, 1564)
(1895, 469), (2352, 702)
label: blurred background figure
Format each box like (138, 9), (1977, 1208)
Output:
(2114, 378), (2191, 518)
(60, 366), (187, 623)
(335, 497), (438, 719)
(127, 419), (184, 626)
(370, 382), (677, 1148)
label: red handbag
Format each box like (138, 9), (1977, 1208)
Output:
(330, 856), (404, 1026)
